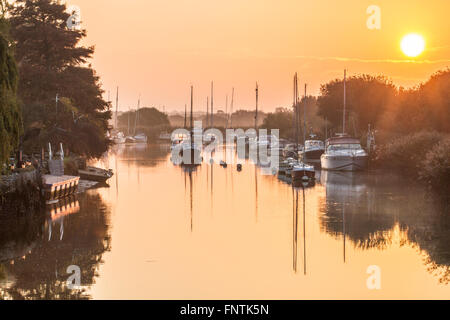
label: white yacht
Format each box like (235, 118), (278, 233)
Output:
(302, 139), (325, 161)
(321, 135), (368, 171)
(133, 133), (148, 143)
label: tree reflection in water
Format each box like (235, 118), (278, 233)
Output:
(0, 192), (111, 299)
(113, 143), (171, 168)
(319, 170), (450, 284)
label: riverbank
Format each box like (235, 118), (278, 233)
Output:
(373, 131), (450, 197)
(0, 164), (102, 216)
(0, 169), (43, 215)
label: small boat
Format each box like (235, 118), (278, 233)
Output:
(291, 162), (316, 182)
(321, 135), (368, 171)
(282, 143), (302, 159)
(159, 132), (171, 140)
(78, 166), (114, 183)
(113, 132), (126, 144)
(302, 138), (325, 161)
(285, 159), (297, 177)
(220, 160), (228, 168)
(278, 157), (295, 175)
(133, 133), (148, 143)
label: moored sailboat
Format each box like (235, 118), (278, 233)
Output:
(321, 70), (368, 171)
(180, 86), (202, 166)
(302, 137), (325, 161)
(113, 131), (126, 144)
(290, 74), (315, 182)
(130, 95), (148, 143)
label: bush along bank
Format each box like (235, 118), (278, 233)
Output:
(374, 131), (450, 196)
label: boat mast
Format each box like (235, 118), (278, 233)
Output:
(211, 81), (214, 127)
(343, 69), (347, 134)
(115, 86), (119, 129)
(184, 104), (187, 129)
(134, 94), (140, 135)
(292, 73), (297, 152)
(255, 82), (258, 131)
(303, 84), (307, 161)
(127, 106), (130, 136)
(190, 86), (194, 136)
(225, 94), (228, 129)
(206, 96), (209, 128)
(230, 87), (234, 128)
(294, 73), (299, 155)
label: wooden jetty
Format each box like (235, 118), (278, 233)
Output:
(42, 143), (80, 204)
(42, 174), (80, 204)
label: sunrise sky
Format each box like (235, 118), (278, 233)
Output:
(66, 0), (450, 113)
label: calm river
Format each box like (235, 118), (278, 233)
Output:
(1, 143), (449, 299)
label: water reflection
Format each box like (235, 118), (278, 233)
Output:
(1, 143), (449, 299)
(320, 171), (396, 251)
(114, 143), (170, 168)
(0, 192), (111, 299)
(319, 170), (450, 284)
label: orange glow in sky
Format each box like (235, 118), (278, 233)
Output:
(67, 0), (450, 112)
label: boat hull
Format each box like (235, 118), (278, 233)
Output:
(78, 172), (112, 183)
(321, 155), (368, 171)
(134, 137), (148, 143)
(291, 167), (316, 182)
(78, 166), (113, 183)
(303, 149), (325, 160)
(113, 137), (126, 144)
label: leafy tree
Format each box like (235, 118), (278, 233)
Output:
(7, 0), (111, 158)
(0, 14), (22, 165)
(118, 107), (171, 141)
(421, 69), (450, 133)
(118, 107), (170, 133)
(393, 69), (450, 134)
(261, 107), (294, 139)
(317, 75), (397, 137)
(262, 97), (327, 140)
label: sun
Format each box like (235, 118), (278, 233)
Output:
(401, 34), (425, 57)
